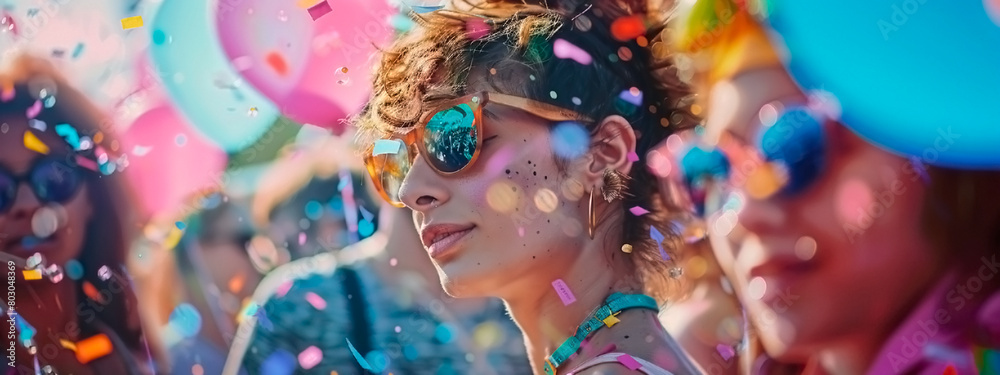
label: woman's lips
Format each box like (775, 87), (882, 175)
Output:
(2, 234), (57, 256)
(747, 255), (820, 305)
(426, 227), (473, 259)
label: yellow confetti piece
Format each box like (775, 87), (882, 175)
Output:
(23, 131), (49, 155)
(163, 226), (184, 250)
(23, 269), (43, 280)
(121, 16), (143, 30)
(59, 339), (77, 351)
(603, 314), (621, 328)
(297, 0), (324, 8)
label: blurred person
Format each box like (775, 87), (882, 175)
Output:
(224, 135), (529, 374)
(661, 3), (1000, 374)
(355, 1), (710, 373)
(160, 196), (259, 375)
(0, 54), (164, 374)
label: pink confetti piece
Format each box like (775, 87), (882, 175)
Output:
(298, 232), (306, 245)
(618, 89), (643, 106)
(1, 85), (14, 102)
(275, 280), (293, 298)
(305, 292), (327, 310)
(466, 18), (490, 40)
(551, 279), (576, 306)
(518, 227), (525, 237)
(553, 38), (592, 65)
(26, 100), (42, 119)
(716, 344), (736, 361)
(298, 346), (323, 369)
(74, 155), (98, 172)
(616, 353), (642, 371)
(307, 0), (333, 21)
(629, 206), (650, 216)
(627, 151), (639, 162)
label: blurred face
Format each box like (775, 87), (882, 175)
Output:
(0, 116), (92, 274)
(394, 83), (591, 299)
(690, 68), (941, 360)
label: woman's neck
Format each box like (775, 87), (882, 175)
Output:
(502, 241), (637, 374)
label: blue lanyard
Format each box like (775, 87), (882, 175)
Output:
(543, 292), (659, 375)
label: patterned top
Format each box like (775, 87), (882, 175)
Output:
(230, 249), (530, 375)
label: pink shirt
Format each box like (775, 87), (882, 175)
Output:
(866, 271), (997, 375)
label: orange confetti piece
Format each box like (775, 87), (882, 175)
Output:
(23, 269), (42, 280)
(228, 274), (245, 294)
(23, 131), (50, 155)
(266, 52), (289, 76)
(83, 281), (105, 303)
(75, 334), (112, 364)
(297, 0), (323, 8)
(611, 15), (646, 42)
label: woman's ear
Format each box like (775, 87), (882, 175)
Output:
(582, 115), (636, 187)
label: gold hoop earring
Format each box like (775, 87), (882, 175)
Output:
(588, 187), (596, 239)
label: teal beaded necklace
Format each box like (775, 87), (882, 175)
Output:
(543, 292), (659, 375)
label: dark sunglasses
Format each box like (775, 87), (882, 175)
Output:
(364, 91), (591, 207)
(0, 158), (82, 213)
(668, 100), (830, 218)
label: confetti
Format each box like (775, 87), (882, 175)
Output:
(553, 38), (592, 65)
(551, 279), (576, 306)
(261, 350), (296, 375)
(716, 343), (735, 361)
(75, 334), (112, 364)
(248, 107), (258, 117)
(169, 303), (202, 338)
(175, 221), (186, 230)
(551, 122), (590, 159)
(54, 124), (81, 150)
(59, 339), (76, 351)
(629, 206), (650, 216)
(28, 119), (46, 132)
(98, 265), (111, 280)
(466, 18), (491, 40)
(276, 280), (293, 297)
(610, 15), (646, 41)
(372, 139), (403, 156)
(26, 253), (45, 269)
(83, 281), (105, 303)
(71, 43), (84, 59)
(408, 3), (444, 13)
(298, 346), (323, 369)
(266, 51), (289, 76)
(298, 232), (306, 245)
(618, 89), (643, 106)
(120, 16), (143, 30)
(627, 151), (639, 162)
(1, 12), (17, 35)
(255, 307), (274, 331)
(1, 82), (14, 102)
(22, 269), (42, 280)
(228, 274), (245, 293)
(307, 0), (333, 21)
(650, 226), (669, 260)
(346, 338), (373, 370)
(517, 227), (524, 237)
(26, 100), (42, 119)
(75, 155), (98, 172)
(305, 292), (327, 310)
(616, 353), (642, 371)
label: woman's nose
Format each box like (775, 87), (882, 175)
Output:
(397, 155), (450, 212)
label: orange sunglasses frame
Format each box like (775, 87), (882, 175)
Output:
(364, 91), (592, 207)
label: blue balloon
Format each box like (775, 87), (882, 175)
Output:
(763, 0), (1000, 169)
(149, 0), (279, 152)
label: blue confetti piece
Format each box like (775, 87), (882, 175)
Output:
(650, 226), (669, 261)
(254, 307), (274, 331)
(175, 221), (186, 230)
(54, 123), (81, 150)
(337, 175), (351, 192)
(71, 43), (84, 59)
(409, 4), (443, 13)
(372, 139), (403, 156)
(168, 303), (202, 338)
(260, 350), (295, 375)
(65, 260), (84, 280)
(358, 219), (375, 238)
(618, 89), (643, 106)
(358, 205), (375, 222)
(551, 122), (590, 160)
(346, 338), (373, 371)
(304, 201), (324, 220)
(15, 314), (36, 343)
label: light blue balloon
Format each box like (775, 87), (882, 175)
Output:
(149, 0), (279, 152)
(764, 0), (1000, 169)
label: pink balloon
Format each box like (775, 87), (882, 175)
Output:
(215, 0), (312, 102)
(296, 0), (397, 115)
(122, 104), (228, 218)
(279, 87), (348, 134)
